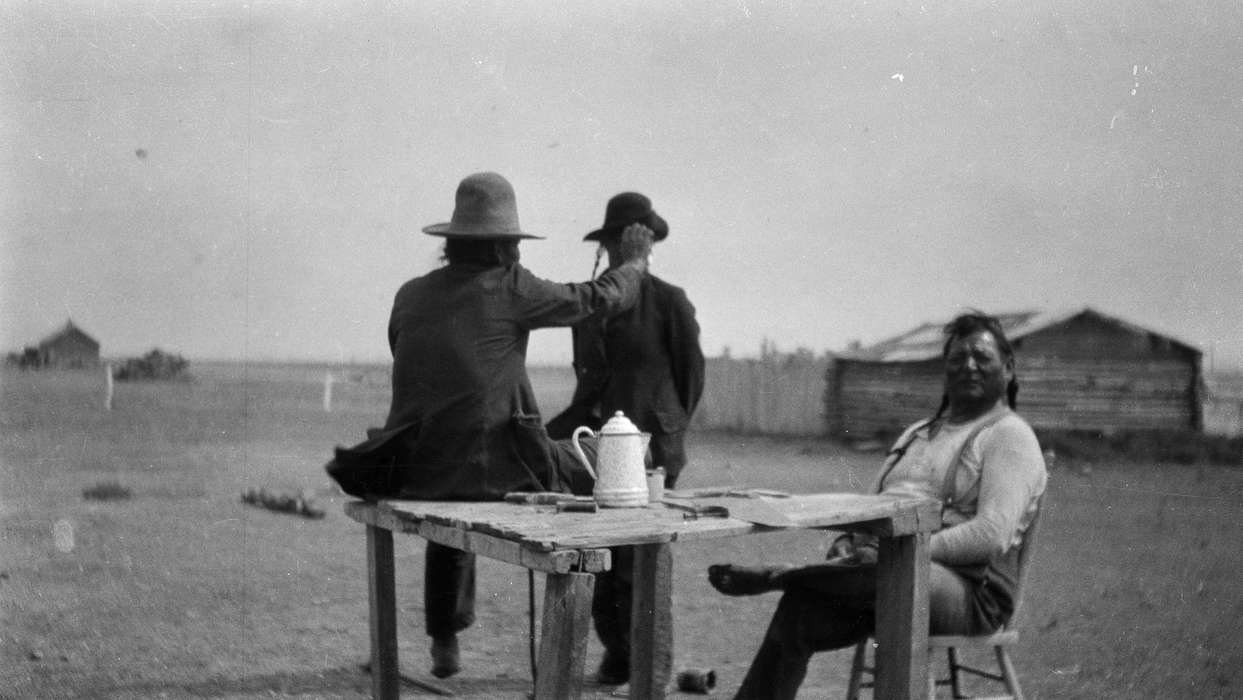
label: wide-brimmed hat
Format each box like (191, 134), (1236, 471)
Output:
(583, 192), (668, 242)
(422, 172), (544, 239)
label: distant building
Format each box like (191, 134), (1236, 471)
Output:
(36, 320), (101, 369)
(827, 307), (1203, 437)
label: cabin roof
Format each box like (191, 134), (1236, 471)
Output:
(37, 319), (100, 349)
(838, 306), (1201, 363)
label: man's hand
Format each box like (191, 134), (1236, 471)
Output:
(618, 223), (654, 270)
(825, 532), (878, 566)
(853, 543), (879, 566)
(825, 534), (856, 563)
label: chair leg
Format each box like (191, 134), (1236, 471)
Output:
(995, 647), (1024, 700)
(850, 639), (1024, 700)
(846, 640), (868, 700)
(947, 647), (963, 699)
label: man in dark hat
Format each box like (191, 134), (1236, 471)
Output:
(547, 191), (705, 685)
(327, 172), (654, 679)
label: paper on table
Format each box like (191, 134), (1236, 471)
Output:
(691, 496), (798, 528)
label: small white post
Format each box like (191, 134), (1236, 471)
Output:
(103, 363), (114, 411)
(322, 372), (334, 413)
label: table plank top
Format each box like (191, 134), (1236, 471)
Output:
(346, 492), (940, 553)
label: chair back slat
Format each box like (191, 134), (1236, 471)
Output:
(1006, 493), (1045, 629)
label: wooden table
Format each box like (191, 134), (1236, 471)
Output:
(344, 492), (940, 699)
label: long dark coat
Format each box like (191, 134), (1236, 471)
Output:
(329, 261), (642, 500)
(547, 273), (704, 447)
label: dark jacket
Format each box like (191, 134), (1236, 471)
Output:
(329, 261), (643, 501)
(548, 273), (704, 438)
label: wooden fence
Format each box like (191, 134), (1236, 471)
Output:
(690, 357), (1243, 440)
(190, 359), (1238, 440)
(1204, 373), (1243, 437)
(691, 352), (832, 436)
(176, 360), (1243, 440)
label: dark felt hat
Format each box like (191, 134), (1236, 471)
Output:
(422, 172), (544, 239)
(583, 191), (668, 242)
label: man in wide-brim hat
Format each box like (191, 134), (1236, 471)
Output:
(327, 171), (654, 679)
(547, 190), (704, 685)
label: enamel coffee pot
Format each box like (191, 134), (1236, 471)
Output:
(571, 411), (651, 508)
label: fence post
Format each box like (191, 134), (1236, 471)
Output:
(103, 363), (114, 411)
(323, 372), (334, 413)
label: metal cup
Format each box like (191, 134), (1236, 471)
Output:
(676, 667), (716, 693)
(646, 467), (665, 502)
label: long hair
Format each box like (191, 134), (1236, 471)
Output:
(442, 238), (521, 268)
(930, 311), (1019, 422)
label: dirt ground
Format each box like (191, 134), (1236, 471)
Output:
(1, 366), (1241, 698)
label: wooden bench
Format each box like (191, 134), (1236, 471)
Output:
(345, 492), (941, 699)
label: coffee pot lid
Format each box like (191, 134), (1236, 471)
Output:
(598, 411), (641, 435)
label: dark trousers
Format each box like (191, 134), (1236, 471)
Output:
(733, 565), (876, 700)
(732, 561), (984, 700)
(422, 436), (597, 638)
(424, 541), (477, 637)
(591, 430), (686, 671)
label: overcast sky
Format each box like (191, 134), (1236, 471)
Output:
(3, 1), (1241, 370)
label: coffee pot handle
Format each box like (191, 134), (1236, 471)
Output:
(570, 426), (597, 480)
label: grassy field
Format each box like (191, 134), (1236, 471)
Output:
(1, 363), (1240, 699)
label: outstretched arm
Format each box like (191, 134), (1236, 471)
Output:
(517, 224), (654, 329)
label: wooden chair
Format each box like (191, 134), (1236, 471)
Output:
(846, 499), (1044, 700)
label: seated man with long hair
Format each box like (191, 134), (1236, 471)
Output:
(707, 312), (1047, 700)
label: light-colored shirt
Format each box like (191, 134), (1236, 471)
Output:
(875, 405), (1047, 566)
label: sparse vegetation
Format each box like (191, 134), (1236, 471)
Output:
(81, 480), (132, 501)
(113, 348), (190, 382)
(5, 346), (41, 369)
(1037, 428), (1243, 466)
(240, 487), (326, 519)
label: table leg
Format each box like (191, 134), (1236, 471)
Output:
(873, 532), (930, 700)
(366, 524), (399, 700)
(630, 543), (673, 699)
(535, 571), (594, 699)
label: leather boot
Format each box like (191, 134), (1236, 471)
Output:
(430, 634), (461, 679)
